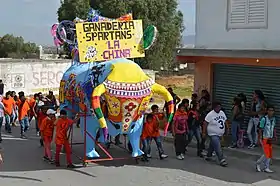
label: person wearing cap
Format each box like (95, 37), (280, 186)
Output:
(40, 109), (56, 163)
(17, 94), (30, 138)
(54, 109), (77, 168)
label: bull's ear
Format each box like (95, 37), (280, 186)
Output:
(92, 84), (107, 128)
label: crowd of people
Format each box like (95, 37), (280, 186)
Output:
(0, 88), (277, 173)
(138, 88), (276, 173)
(0, 90), (77, 168)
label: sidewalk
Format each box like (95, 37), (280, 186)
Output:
(160, 131), (280, 162)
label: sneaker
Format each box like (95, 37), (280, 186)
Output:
(67, 164), (76, 169)
(147, 154), (152, 158)
(180, 154), (185, 159)
(220, 159), (228, 167)
(43, 156), (50, 161)
(48, 159), (55, 164)
(248, 144), (255, 149)
(256, 164), (262, 172)
(177, 155), (183, 160)
(264, 168), (274, 173)
(160, 154), (168, 159)
(21, 134), (27, 139)
(228, 144), (237, 149)
(36, 132), (40, 136)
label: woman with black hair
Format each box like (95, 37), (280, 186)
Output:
(199, 89), (211, 150)
(247, 90), (267, 149)
(229, 97), (243, 148)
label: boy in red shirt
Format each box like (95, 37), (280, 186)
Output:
(55, 110), (76, 168)
(142, 105), (168, 160)
(40, 109), (56, 163)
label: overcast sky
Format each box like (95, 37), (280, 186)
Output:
(0, 0), (195, 45)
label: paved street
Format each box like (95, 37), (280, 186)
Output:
(0, 123), (280, 186)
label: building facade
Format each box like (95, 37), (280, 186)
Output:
(177, 0), (280, 139)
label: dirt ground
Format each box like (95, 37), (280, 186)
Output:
(155, 75), (194, 98)
(150, 75), (194, 108)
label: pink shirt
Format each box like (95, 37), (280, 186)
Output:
(173, 113), (188, 134)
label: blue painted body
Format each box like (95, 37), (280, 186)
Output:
(60, 58), (144, 158)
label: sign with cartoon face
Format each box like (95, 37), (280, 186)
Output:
(76, 20), (145, 62)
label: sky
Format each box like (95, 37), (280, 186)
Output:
(0, 0), (195, 45)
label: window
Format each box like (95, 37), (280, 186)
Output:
(227, 0), (268, 29)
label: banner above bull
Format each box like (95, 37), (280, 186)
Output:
(76, 20), (145, 62)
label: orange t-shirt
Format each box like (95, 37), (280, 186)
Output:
(141, 121), (154, 140)
(38, 111), (47, 129)
(55, 118), (74, 145)
(40, 117), (55, 138)
(3, 97), (15, 115)
(28, 98), (36, 115)
(18, 100), (30, 121)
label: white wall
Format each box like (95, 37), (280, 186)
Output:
(0, 59), (71, 96)
(0, 59), (156, 96)
(195, 0), (280, 50)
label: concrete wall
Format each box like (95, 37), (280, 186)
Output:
(0, 59), (71, 96)
(0, 59), (155, 96)
(195, 0), (280, 50)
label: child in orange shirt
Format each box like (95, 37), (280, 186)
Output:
(3, 92), (15, 133)
(55, 109), (76, 168)
(142, 105), (168, 160)
(37, 102), (48, 146)
(18, 95), (30, 138)
(40, 109), (56, 163)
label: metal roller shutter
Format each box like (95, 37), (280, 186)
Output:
(213, 64), (280, 141)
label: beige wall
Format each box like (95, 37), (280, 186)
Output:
(193, 61), (212, 95)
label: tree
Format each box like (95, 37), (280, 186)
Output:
(57, 0), (184, 70)
(0, 34), (39, 58)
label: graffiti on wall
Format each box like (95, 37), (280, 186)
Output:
(32, 71), (64, 86)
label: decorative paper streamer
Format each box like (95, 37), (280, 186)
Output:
(56, 20), (76, 45)
(51, 24), (63, 46)
(143, 25), (158, 50)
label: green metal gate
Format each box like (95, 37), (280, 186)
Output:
(213, 64), (280, 140)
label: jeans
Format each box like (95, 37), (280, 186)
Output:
(174, 133), (186, 156)
(207, 135), (225, 161)
(142, 136), (164, 157)
(187, 127), (202, 154)
(19, 116), (29, 135)
(247, 117), (259, 144)
(231, 120), (240, 145)
(4, 114), (12, 132)
(0, 117), (3, 141)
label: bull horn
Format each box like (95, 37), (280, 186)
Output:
(91, 84), (107, 129)
(151, 83), (175, 124)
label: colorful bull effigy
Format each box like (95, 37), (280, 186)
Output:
(52, 7), (174, 164)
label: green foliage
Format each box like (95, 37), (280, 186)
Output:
(0, 34), (39, 58)
(57, 0), (184, 70)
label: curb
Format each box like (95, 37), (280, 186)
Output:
(162, 136), (280, 164)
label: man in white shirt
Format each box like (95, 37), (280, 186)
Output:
(202, 101), (228, 167)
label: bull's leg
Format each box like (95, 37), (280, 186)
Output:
(128, 116), (144, 158)
(81, 116), (100, 158)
